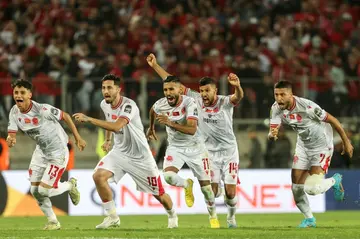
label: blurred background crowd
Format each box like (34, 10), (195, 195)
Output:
(0, 0), (359, 169)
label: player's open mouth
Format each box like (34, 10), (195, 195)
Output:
(167, 96), (175, 104)
(15, 99), (24, 103)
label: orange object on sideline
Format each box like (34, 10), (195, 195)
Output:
(0, 138), (10, 170)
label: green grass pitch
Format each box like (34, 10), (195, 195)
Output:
(1, 211), (360, 238)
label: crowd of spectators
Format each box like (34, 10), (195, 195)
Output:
(0, 0), (360, 120)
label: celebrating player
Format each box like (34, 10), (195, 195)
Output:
(147, 76), (220, 228)
(268, 80), (353, 228)
(147, 53), (243, 228)
(7, 79), (86, 230)
(73, 74), (178, 229)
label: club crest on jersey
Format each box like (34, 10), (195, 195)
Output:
(111, 115), (117, 120)
(24, 118), (31, 124)
(124, 105), (132, 113)
(172, 111), (180, 116)
(51, 108), (59, 116)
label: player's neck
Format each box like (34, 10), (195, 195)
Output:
(286, 97), (295, 111)
(111, 95), (122, 109)
(20, 101), (32, 113)
(174, 95), (183, 107)
(209, 95), (218, 107)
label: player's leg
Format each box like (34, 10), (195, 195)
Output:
(129, 155), (178, 228)
(222, 148), (239, 228)
(28, 149), (61, 230)
(292, 145), (316, 228)
(162, 149), (194, 207)
(187, 150), (219, 228)
(92, 151), (125, 229)
(209, 151), (222, 198)
(39, 149), (80, 205)
(304, 148), (344, 200)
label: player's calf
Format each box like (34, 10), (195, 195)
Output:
(153, 193), (178, 228)
(224, 185), (237, 228)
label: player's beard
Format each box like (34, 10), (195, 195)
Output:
(203, 95), (215, 107)
(167, 94), (179, 107)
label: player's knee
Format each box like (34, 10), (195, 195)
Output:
(163, 171), (176, 185)
(225, 195), (237, 207)
(225, 191), (236, 200)
(93, 171), (107, 185)
(304, 174), (323, 196)
(38, 185), (50, 197)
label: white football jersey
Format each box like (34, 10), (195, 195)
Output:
(7, 101), (69, 158)
(270, 96), (333, 149)
(185, 88), (238, 151)
(100, 96), (153, 158)
(153, 95), (202, 147)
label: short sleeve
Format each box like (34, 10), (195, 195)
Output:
(222, 95), (237, 108)
(185, 88), (201, 99)
(270, 104), (282, 128)
(307, 101), (328, 122)
(153, 100), (161, 115)
(41, 104), (63, 121)
(7, 108), (18, 133)
(186, 99), (199, 121)
(118, 102), (136, 124)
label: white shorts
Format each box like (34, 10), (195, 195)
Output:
(209, 147), (239, 185)
(163, 145), (210, 181)
(29, 146), (69, 188)
(95, 148), (165, 196)
(292, 144), (333, 173)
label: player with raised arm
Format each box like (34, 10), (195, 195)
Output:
(6, 79), (86, 230)
(73, 74), (178, 229)
(146, 76), (220, 228)
(146, 53), (243, 228)
(268, 80), (353, 228)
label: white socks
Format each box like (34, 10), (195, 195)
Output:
(49, 182), (72, 197)
(225, 195), (237, 219)
(163, 171), (188, 188)
(304, 174), (335, 195)
(201, 185), (217, 218)
(292, 184), (313, 219)
(103, 200), (118, 219)
(30, 186), (57, 222)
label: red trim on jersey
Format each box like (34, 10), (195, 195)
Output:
(118, 115), (130, 124)
(8, 130), (17, 133)
(175, 96), (183, 107)
(111, 96), (123, 110)
(289, 97), (296, 111)
(21, 101), (33, 114)
(53, 167), (65, 189)
(187, 116), (198, 121)
(322, 113), (329, 122)
(157, 175), (165, 196)
(270, 124), (280, 128)
(184, 88), (189, 95)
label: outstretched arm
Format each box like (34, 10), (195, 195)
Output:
(228, 73), (244, 105)
(146, 107), (158, 140)
(73, 113), (128, 133)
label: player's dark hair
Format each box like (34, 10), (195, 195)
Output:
(11, 79), (33, 91)
(199, 76), (216, 86)
(102, 74), (121, 86)
(163, 75), (181, 84)
(274, 80), (292, 90)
